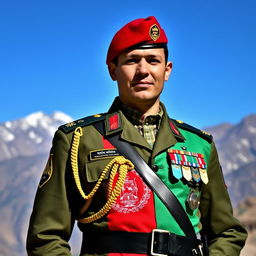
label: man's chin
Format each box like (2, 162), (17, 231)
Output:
(128, 95), (160, 106)
(132, 93), (160, 102)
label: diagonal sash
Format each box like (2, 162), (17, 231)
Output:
(93, 121), (197, 240)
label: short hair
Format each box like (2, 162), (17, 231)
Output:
(111, 46), (169, 65)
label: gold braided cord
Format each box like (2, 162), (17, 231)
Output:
(78, 158), (133, 223)
(71, 127), (112, 200)
(71, 127), (88, 199)
(70, 127), (134, 223)
(107, 157), (134, 198)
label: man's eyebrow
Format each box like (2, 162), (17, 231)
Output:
(125, 54), (162, 58)
(125, 54), (141, 58)
(147, 54), (162, 59)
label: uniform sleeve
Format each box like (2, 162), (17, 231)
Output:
(26, 130), (75, 256)
(200, 142), (247, 255)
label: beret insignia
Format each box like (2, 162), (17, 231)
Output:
(149, 24), (160, 41)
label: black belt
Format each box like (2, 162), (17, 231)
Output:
(81, 229), (205, 256)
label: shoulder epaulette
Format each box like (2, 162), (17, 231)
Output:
(59, 113), (106, 133)
(171, 119), (213, 143)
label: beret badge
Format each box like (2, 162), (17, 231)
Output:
(149, 24), (160, 41)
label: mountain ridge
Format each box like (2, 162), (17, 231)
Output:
(204, 114), (256, 175)
(0, 111), (72, 161)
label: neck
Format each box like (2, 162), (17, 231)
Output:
(121, 98), (161, 116)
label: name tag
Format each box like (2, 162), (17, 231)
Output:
(89, 149), (120, 160)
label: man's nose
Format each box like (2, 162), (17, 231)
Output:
(136, 59), (149, 75)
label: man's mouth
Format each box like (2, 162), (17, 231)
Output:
(132, 81), (153, 87)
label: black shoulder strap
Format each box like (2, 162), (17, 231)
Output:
(93, 121), (197, 240)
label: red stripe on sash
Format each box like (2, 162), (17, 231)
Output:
(108, 170), (155, 256)
(107, 170), (155, 232)
(102, 136), (115, 149)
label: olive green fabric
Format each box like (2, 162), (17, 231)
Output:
(200, 142), (248, 255)
(26, 98), (247, 255)
(27, 130), (74, 255)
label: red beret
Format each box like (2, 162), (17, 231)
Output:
(106, 16), (168, 65)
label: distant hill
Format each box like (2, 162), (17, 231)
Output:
(205, 114), (256, 174)
(0, 154), (47, 255)
(0, 112), (255, 255)
(204, 114), (256, 206)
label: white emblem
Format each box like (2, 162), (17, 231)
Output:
(112, 170), (151, 213)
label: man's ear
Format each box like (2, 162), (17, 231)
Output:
(108, 62), (117, 81)
(164, 61), (173, 81)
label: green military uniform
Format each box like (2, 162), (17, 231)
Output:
(26, 98), (247, 256)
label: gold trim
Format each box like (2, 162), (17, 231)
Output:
(66, 121), (76, 127)
(201, 130), (211, 136)
(149, 24), (160, 41)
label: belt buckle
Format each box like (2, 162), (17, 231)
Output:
(192, 244), (204, 256)
(150, 229), (170, 256)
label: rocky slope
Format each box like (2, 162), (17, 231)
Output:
(204, 114), (256, 206)
(205, 114), (256, 175)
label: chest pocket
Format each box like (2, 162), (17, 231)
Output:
(85, 158), (113, 183)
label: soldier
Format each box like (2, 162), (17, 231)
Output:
(26, 16), (247, 256)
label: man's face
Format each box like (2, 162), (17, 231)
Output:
(108, 48), (172, 109)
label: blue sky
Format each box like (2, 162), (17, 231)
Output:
(0, 0), (255, 128)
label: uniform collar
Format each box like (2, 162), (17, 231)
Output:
(118, 100), (163, 126)
(106, 97), (185, 155)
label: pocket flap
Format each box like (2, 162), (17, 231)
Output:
(85, 159), (113, 182)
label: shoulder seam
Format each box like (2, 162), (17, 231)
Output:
(59, 113), (106, 133)
(171, 118), (213, 143)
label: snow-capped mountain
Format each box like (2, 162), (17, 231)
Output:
(0, 111), (72, 161)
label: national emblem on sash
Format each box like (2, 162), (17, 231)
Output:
(112, 170), (151, 213)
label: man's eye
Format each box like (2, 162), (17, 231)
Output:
(149, 59), (160, 64)
(125, 58), (137, 64)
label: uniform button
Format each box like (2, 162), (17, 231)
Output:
(152, 165), (159, 172)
